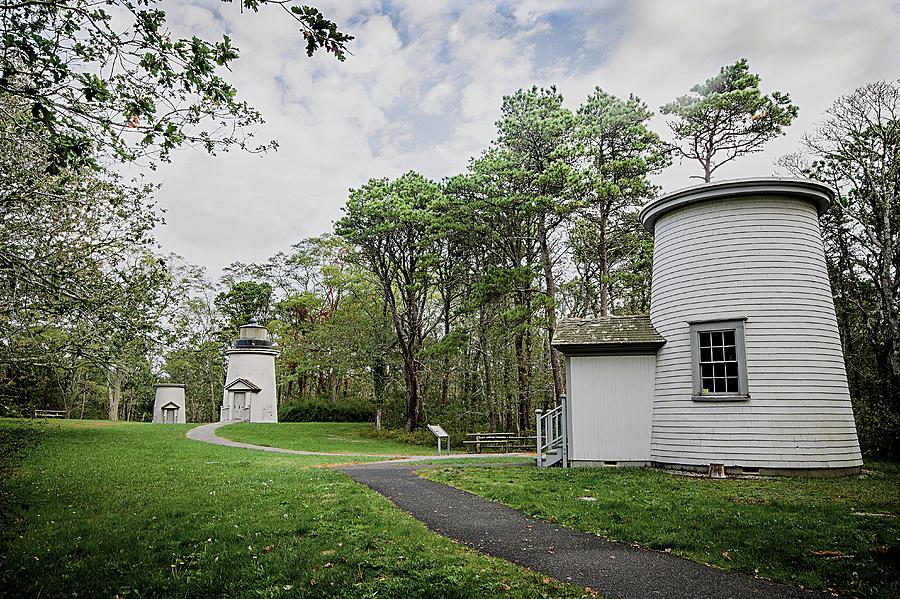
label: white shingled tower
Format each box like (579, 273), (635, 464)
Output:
(549, 178), (863, 476)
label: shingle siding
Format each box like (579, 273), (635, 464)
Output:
(648, 195), (863, 469)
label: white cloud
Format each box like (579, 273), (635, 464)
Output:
(149, 0), (900, 276)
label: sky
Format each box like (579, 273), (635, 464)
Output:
(151, 0), (900, 275)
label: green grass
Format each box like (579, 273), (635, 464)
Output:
(217, 422), (454, 456)
(0, 419), (595, 598)
(422, 463), (900, 598)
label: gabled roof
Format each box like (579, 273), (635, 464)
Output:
(224, 378), (262, 392)
(160, 401), (180, 410)
(553, 316), (666, 355)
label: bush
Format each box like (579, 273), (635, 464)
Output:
(358, 426), (435, 448)
(278, 397), (374, 423)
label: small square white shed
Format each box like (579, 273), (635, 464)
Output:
(553, 317), (666, 466)
(152, 383), (186, 424)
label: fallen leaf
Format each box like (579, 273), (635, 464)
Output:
(263, 544), (275, 553)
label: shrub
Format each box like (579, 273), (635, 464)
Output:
(278, 397), (374, 423)
(358, 427), (435, 448)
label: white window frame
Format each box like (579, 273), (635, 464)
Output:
(689, 319), (749, 401)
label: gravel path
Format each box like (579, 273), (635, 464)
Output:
(189, 422), (832, 599)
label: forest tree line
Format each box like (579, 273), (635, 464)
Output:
(2, 60), (898, 455)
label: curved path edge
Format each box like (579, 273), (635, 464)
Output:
(186, 421), (530, 463)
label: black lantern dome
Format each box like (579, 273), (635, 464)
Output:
(233, 319), (274, 348)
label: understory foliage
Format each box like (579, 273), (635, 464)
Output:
(279, 397), (374, 423)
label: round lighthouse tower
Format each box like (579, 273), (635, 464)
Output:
(220, 320), (279, 423)
(640, 178), (862, 475)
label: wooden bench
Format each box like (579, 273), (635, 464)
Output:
(463, 432), (535, 453)
(33, 409), (66, 419)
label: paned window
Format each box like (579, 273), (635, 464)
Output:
(690, 319), (748, 399)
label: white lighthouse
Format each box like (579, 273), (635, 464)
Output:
(551, 178), (863, 475)
(220, 320), (279, 423)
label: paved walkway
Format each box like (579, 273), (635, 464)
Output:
(343, 463), (831, 599)
(189, 422), (832, 599)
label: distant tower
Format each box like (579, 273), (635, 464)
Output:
(220, 320), (279, 422)
(153, 384), (186, 424)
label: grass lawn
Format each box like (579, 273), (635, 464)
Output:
(0, 419), (594, 598)
(216, 422), (446, 456)
(422, 463), (900, 598)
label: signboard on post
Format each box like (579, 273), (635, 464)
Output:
(427, 424), (450, 455)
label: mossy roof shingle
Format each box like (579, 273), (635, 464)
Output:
(553, 316), (666, 354)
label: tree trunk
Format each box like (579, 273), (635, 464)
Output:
(401, 350), (421, 432)
(513, 332), (528, 435)
(330, 372), (339, 404)
(440, 294), (451, 412)
(502, 350), (515, 433)
(538, 215), (565, 405)
(599, 214), (610, 316)
(107, 371), (121, 421)
(210, 375), (217, 423)
(125, 388), (133, 421)
(478, 307), (496, 433)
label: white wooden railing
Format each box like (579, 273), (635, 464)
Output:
(535, 394), (568, 468)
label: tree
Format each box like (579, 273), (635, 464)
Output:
(495, 86), (577, 408)
(781, 80), (900, 454)
(336, 172), (442, 432)
(0, 1), (352, 171)
(161, 260), (226, 422)
(444, 150), (546, 432)
(573, 88), (668, 315)
(215, 280), (273, 332)
(0, 100), (163, 374)
(661, 59), (798, 182)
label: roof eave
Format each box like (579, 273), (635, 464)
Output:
(552, 341), (666, 356)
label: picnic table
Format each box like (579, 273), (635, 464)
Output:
(463, 432), (535, 453)
(33, 409), (66, 419)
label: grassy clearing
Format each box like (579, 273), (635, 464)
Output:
(422, 463), (900, 598)
(0, 419), (595, 598)
(217, 421), (455, 455)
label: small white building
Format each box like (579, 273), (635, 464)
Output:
(550, 178), (863, 476)
(220, 321), (279, 423)
(152, 384), (186, 424)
